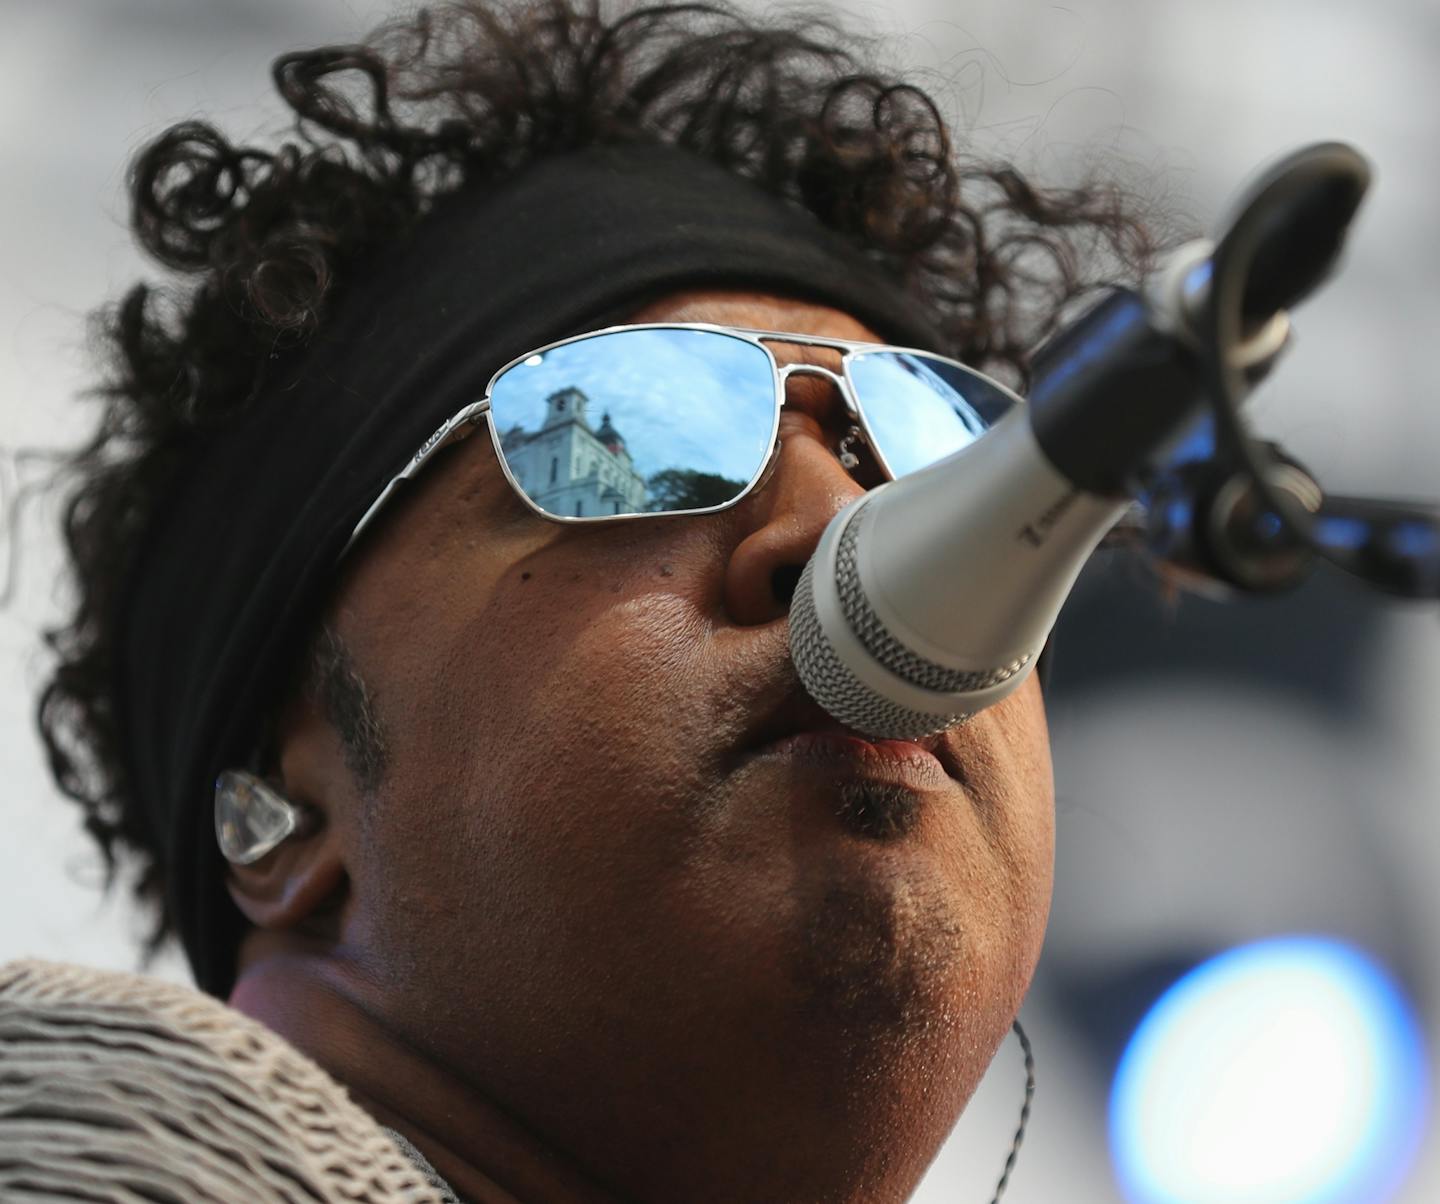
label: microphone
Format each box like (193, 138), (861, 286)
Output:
(788, 245), (1292, 740)
(790, 144), (1375, 739)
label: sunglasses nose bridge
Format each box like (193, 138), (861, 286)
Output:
(775, 362), (860, 419)
(770, 361), (875, 486)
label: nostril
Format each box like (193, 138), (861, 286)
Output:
(771, 563), (803, 607)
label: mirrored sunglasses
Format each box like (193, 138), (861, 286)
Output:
(347, 323), (1022, 552)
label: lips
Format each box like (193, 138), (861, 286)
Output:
(741, 685), (967, 785)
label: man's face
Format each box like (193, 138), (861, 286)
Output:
(310, 290), (1054, 1199)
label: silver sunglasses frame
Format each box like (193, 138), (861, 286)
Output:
(344, 322), (1025, 557)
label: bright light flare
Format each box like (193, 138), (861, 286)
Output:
(1111, 937), (1428, 1203)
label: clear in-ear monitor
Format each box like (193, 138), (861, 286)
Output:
(214, 769), (301, 865)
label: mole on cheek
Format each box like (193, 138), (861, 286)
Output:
(520, 571), (532, 582)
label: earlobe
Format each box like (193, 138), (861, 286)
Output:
(225, 824), (346, 932)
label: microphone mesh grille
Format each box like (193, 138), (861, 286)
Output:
(833, 509), (1032, 694)
(790, 553), (972, 740)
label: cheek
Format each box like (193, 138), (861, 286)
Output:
(358, 555), (725, 928)
(977, 679), (1055, 976)
(454, 572), (712, 786)
(341, 557), (755, 1046)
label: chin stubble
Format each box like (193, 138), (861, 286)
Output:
(793, 878), (965, 1037)
(793, 765), (967, 1038)
(833, 780), (921, 841)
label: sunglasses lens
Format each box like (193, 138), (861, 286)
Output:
(489, 328), (777, 518)
(847, 350), (1018, 478)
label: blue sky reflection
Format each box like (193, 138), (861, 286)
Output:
(489, 329), (776, 484)
(848, 351), (1013, 478)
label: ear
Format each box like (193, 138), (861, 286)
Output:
(225, 813), (345, 931)
(225, 694), (351, 933)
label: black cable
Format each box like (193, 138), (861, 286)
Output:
(988, 1019), (1036, 1204)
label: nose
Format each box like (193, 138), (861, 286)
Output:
(720, 367), (868, 625)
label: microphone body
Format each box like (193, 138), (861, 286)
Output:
(791, 262), (1283, 738)
(790, 408), (1126, 739)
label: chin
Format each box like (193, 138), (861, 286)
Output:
(775, 845), (1031, 1140)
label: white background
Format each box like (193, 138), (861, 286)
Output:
(3, 2), (1438, 1200)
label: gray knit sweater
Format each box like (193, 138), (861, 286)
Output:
(0, 959), (460, 1203)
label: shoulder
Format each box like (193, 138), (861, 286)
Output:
(0, 959), (447, 1203)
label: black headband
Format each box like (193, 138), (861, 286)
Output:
(115, 140), (947, 995)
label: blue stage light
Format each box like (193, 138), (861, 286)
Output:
(1110, 937), (1428, 1203)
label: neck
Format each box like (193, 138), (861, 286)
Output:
(228, 941), (626, 1204)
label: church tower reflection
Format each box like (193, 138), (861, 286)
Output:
(500, 387), (647, 516)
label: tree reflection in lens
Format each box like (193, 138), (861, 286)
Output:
(645, 468), (746, 512)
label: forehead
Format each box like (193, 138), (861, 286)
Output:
(623, 289), (885, 354)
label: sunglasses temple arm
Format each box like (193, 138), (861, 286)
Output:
(341, 400), (491, 559)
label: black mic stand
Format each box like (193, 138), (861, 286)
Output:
(1129, 142), (1440, 603)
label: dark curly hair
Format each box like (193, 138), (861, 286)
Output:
(37, 0), (1160, 960)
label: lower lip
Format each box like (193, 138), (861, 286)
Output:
(750, 732), (951, 787)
